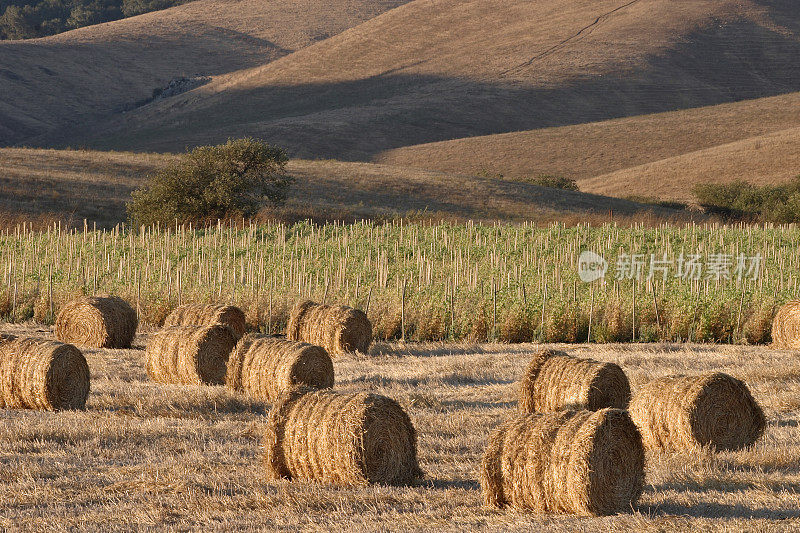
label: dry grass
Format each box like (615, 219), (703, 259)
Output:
(71, 0), (800, 161)
(580, 125), (800, 203)
(0, 324), (799, 529)
(377, 92), (800, 196)
(0, 147), (684, 227)
(0, 0), (410, 146)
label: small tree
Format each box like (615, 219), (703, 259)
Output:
(128, 138), (291, 226)
(523, 175), (579, 191)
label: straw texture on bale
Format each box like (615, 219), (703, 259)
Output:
(481, 408), (644, 516)
(287, 300), (372, 356)
(146, 324), (237, 385)
(518, 349), (631, 413)
(771, 300), (800, 349)
(163, 304), (247, 339)
(226, 334), (334, 401)
(629, 372), (765, 452)
(0, 337), (90, 410)
(264, 388), (421, 486)
(55, 296), (137, 348)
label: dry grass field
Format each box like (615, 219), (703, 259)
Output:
(0, 148), (683, 227)
(1, 322), (799, 530)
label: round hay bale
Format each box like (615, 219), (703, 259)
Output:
(163, 303), (247, 339)
(481, 408), (644, 516)
(771, 300), (800, 349)
(226, 334), (334, 401)
(146, 324), (237, 385)
(287, 300), (371, 357)
(264, 388), (421, 486)
(629, 372), (765, 452)
(518, 349), (630, 413)
(0, 337), (90, 410)
(55, 296), (137, 348)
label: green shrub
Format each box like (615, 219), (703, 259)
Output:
(523, 174), (579, 191)
(693, 177), (800, 223)
(128, 138), (291, 226)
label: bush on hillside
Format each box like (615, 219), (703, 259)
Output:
(128, 138), (292, 226)
(0, 0), (187, 40)
(522, 175), (580, 191)
(693, 177), (800, 223)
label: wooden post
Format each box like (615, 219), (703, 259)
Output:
(492, 280), (497, 342)
(632, 278), (637, 342)
(540, 282), (547, 331)
(401, 279), (406, 343)
(587, 284), (593, 343)
(651, 282), (661, 331)
(365, 286), (373, 317)
(48, 263), (53, 322)
(736, 289), (745, 341)
(268, 275), (273, 336)
(136, 269), (141, 321)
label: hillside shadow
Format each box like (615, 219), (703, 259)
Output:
(66, 18), (800, 159)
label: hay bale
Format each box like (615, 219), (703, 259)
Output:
(518, 349), (630, 413)
(629, 372), (765, 452)
(771, 300), (800, 349)
(264, 388), (421, 486)
(163, 303), (247, 339)
(226, 335), (334, 401)
(481, 408), (644, 516)
(55, 296), (137, 348)
(146, 324), (237, 385)
(287, 300), (371, 357)
(0, 337), (90, 410)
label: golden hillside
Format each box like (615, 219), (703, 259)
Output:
(0, 147), (683, 227)
(61, 0), (800, 159)
(0, 0), (410, 146)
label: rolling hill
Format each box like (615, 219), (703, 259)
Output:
(0, 147), (685, 228)
(579, 126), (800, 202)
(49, 0), (800, 159)
(0, 0), (411, 146)
(375, 91), (800, 182)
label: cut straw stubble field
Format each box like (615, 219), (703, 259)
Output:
(0, 326), (799, 529)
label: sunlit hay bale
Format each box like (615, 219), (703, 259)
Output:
(163, 303), (247, 339)
(146, 324), (237, 385)
(771, 300), (800, 349)
(0, 337), (90, 410)
(264, 388), (422, 486)
(481, 408), (644, 516)
(55, 295), (137, 348)
(518, 349), (631, 413)
(629, 372), (765, 452)
(287, 300), (372, 356)
(226, 334), (334, 401)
